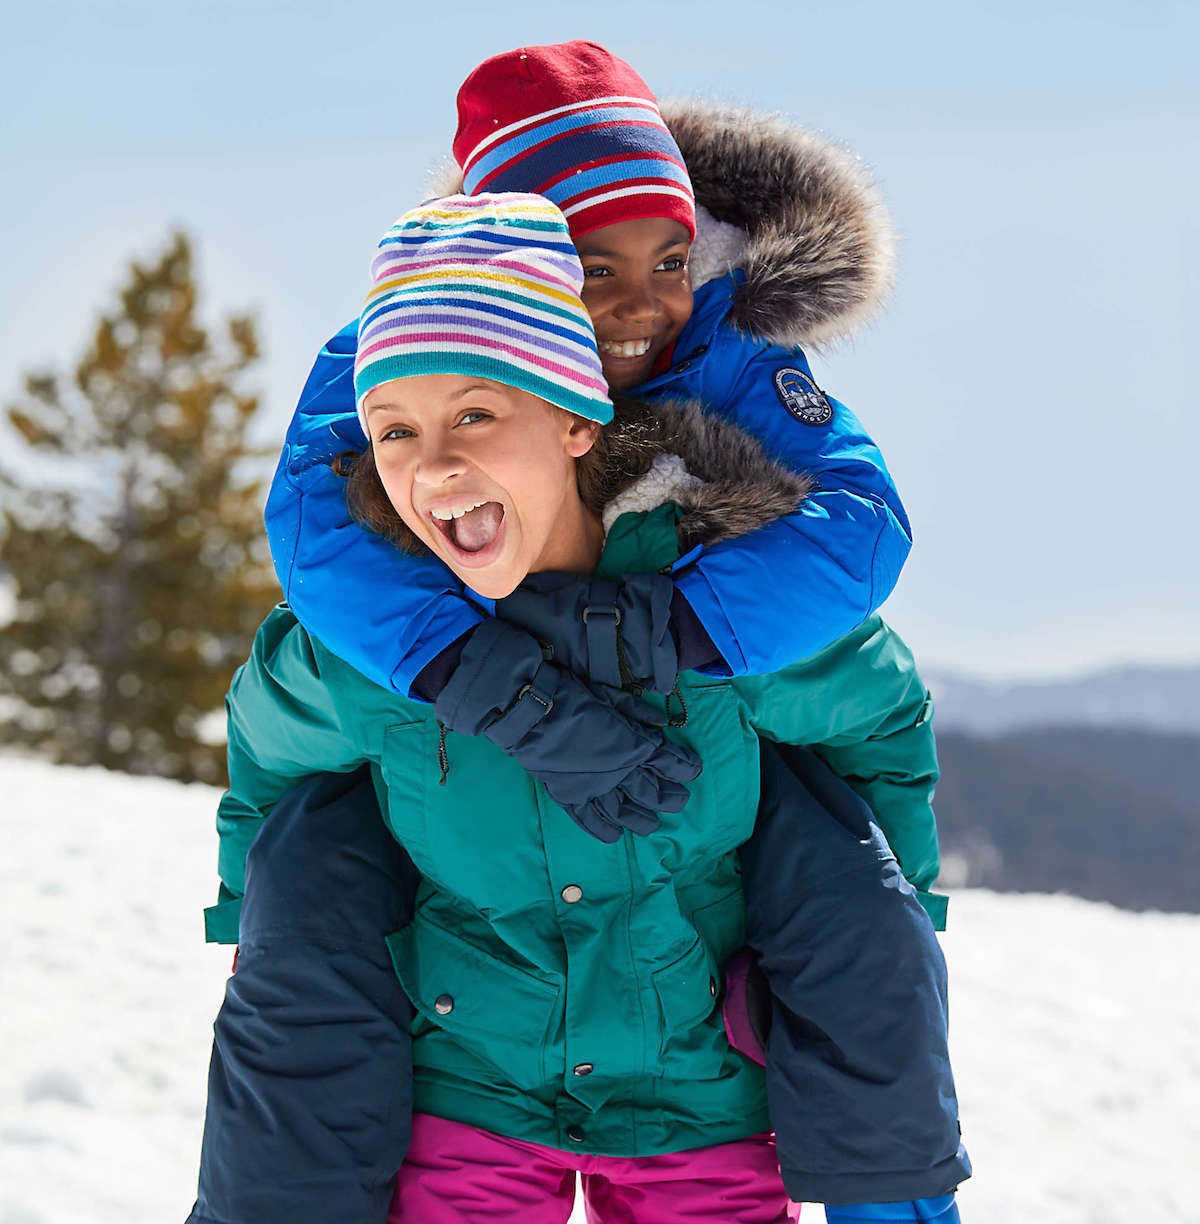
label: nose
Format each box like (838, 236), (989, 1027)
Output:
(412, 433), (467, 487)
(611, 276), (660, 325)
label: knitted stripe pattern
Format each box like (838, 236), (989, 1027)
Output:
(453, 42), (695, 239)
(354, 193), (614, 428)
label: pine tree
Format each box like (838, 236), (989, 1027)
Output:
(0, 231), (280, 783)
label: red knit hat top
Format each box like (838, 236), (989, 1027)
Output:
(453, 40), (695, 240)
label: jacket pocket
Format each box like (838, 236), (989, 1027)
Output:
(385, 910), (560, 1092)
(652, 933), (720, 1057)
(686, 886), (747, 973)
(379, 720), (435, 861)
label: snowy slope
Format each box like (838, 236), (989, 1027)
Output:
(2, 756), (1197, 1223)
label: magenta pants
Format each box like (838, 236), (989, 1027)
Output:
(388, 1114), (801, 1223)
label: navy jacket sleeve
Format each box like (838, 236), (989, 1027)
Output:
(264, 321), (483, 696)
(652, 309), (912, 676)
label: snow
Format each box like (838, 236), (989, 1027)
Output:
(2, 755), (1197, 1222)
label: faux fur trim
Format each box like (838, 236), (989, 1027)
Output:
(688, 205), (750, 291)
(602, 453), (703, 535)
(661, 99), (895, 350)
(600, 399), (814, 552)
(426, 99), (895, 351)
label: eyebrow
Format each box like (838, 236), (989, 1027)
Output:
(448, 382), (504, 401)
(365, 382), (501, 416)
(578, 238), (689, 260)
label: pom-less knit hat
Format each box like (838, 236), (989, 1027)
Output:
(453, 41), (695, 241)
(354, 193), (614, 431)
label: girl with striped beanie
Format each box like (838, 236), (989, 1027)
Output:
(350, 192), (619, 600)
(195, 186), (964, 1224)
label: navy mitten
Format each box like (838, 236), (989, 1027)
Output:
(497, 570), (679, 693)
(434, 617), (701, 843)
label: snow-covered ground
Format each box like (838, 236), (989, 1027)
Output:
(1, 756), (1196, 1223)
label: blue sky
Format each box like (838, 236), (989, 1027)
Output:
(2, 0), (1196, 679)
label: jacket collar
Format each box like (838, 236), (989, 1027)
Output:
(599, 398), (812, 555)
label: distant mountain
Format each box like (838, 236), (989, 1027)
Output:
(925, 662), (1200, 735)
(933, 726), (1200, 912)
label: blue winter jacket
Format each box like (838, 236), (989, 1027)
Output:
(266, 95), (911, 693)
(265, 272), (910, 695)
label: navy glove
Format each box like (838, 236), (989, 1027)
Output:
(434, 618), (701, 843)
(497, 571), (679, 695)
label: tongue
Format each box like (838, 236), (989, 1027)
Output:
(452, 502), (503, 553)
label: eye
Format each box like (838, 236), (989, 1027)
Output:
(656, 255), (688, 273)
(377, 424), (414, 443)
(582, 265), (612, 279)
(458, 410), (492, 426)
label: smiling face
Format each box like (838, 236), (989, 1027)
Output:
(363, 373), (603, 598)
(574, 217), (694, 393)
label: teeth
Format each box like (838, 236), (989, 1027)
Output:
(431, 500), (488, 521)
(599, 338), (652, 358)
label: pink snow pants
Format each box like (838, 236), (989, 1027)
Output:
(388, 1113), (801, 1223)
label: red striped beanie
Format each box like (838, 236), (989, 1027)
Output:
(453, 41), (695, 241)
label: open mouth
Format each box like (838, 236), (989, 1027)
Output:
(429, 500), (507, 566)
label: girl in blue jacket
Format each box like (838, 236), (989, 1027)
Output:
(266, 40), (911, 756)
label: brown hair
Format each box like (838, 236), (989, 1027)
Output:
(332, 398), (663, 555)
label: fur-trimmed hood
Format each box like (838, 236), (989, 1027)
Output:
(598, 398), (812, 554)
(666, 100), (895, 350)
(428, 98), (895, 352)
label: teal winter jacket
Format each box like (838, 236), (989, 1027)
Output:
(211, 402), (942, 1158)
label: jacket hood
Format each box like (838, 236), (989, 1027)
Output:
(664, 100), (895, 351)
(599, 398), (812, 554)
(427, 98), (895, 352)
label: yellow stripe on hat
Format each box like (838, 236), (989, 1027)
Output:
(403, 203), (565, 223)
(365, 267), (585, 311)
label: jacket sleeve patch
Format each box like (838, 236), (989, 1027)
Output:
(773, 367), (834, 426)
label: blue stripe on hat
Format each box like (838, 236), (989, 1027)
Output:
(476, 125), (689, 199)
(464, 102), (668, 187)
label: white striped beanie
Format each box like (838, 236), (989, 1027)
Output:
(354, 193), (614, 429)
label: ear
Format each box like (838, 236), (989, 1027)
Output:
(564, 414), (600, 459)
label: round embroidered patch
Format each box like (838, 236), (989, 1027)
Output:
(774, 368), (834, 426)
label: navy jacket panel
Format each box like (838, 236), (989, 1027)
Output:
(189, 768), (418, 1224)
(741, 742), (970, 1203)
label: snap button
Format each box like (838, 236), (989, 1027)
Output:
(673, 360), (692, 373)
(567, 1125), (585, 1143)
(573, 1063), (594, 1077)
(709, 977), (717, 997)
(434, 994), (454, 1015)
(561, 884), (583, 904)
